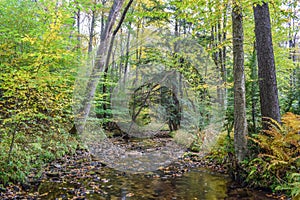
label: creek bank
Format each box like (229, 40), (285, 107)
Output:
(0, 136), (289, 199)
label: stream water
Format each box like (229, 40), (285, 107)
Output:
(38, 166), (230, 200)
(37, 164), (278, 200)
(33, 136), (280, 200)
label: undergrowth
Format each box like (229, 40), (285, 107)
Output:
(202, 112), (299, 199)
(244, 112), (300, 198)
(0, 127), (79, 186)
(204, 132), (235, 165)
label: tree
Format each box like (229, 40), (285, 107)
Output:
(284, 0), (300, 114)
(209, 0), (229, 107)
(0, 0), (79, 183)
(253, 2), (281, 127)
(102, 0), (134, 119)
(76, 0), (130, 133)
(232, 1), (248, 162)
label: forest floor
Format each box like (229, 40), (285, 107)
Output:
(0, 133), (289, 200)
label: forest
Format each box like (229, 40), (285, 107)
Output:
(0, 0), (299, 199)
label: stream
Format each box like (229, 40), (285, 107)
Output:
(1, 136), (283, 199)
(33, 148), (279, 200)
(38, 166), (230, 200)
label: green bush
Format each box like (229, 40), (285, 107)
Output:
(0, 130), (79, 185)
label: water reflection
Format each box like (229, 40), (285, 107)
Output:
(171, 169), (229, 200)
(111, 168), (230, 200)
(38, 167), (230, 199)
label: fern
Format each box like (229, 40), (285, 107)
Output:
(276, 172), (300, 199)
(251, 113), (300, 165)
(247, 113), (300, 197)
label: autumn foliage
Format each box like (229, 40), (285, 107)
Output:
(246, 113), (300, 197)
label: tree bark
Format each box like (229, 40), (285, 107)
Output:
(253, 2), (281, 127)
(88, 8), (96, 54)
(221, 2), (228, 105)
(232, 2), (248, 162)
(124, 24), (131, 84)
(76, 0), (125, 134)
(250, 42), (258, 133)
(102, 0), (133, 119)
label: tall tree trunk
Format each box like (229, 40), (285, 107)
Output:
(102, 0), (133, 119)
(100, 0), (107, 39)
(221, 2), (228, 105)
(250, 42), (258, 133)
(76, 0), (125, 134)
(88, 8), (96, 54)
(124, 24), (131, 84)
(210, 3), (227, 108)
(285, 0), (298, 112)
(217, 21), (224, 106)
(232, 2), (248, 162)
(254, 2), (281, 127)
